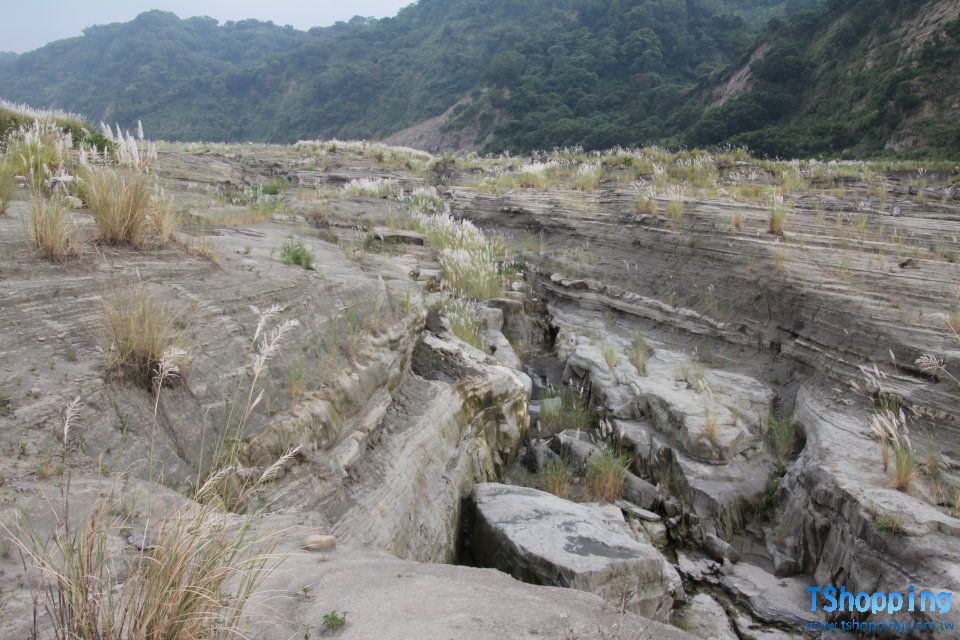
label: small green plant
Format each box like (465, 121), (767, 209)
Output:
(322, 610), (347, 630)
(873, 512), (905, 535)
(628, 332), (649, 374)
(768, 414), (797, 468)
(601, 343), (617, 368)
(541, 458), (572, 499)
(280, 238), (314, 270)
(261, 176), (289, 196)
(584, 446), (633, 502)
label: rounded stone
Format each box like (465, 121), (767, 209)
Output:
(303, 534), (337, 552)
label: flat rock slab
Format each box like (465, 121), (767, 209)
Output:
(250, 546), (697, 640)
(470, 482), (677, 620)
(720, 562), (820, 626)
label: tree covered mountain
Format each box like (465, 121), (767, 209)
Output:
(0, 0), (957, 158)
(677, 0), (960, 157)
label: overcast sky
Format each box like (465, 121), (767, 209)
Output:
(0, 1), (413, 53)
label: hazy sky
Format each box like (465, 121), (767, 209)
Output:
(0, 1), (413, 53)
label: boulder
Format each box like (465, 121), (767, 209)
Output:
(681, 593), (738, 640)
(470, 483), (678, 621)
(548, 429), (599, 468)
(622, 472), (662, 511)
(524, 439), (561, 473)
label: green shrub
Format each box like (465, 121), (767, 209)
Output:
(261, 177), (289, 196)
(280, 239), (314, 270)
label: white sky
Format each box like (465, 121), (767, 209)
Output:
(0, 1), (413, 53)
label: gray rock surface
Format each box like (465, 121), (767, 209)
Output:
(470, 482), (679, 620)
(250, 545), (697, 640)
(681, 593), (738, 640)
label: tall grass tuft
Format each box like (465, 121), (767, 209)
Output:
(629, 332), (650, 375)
(83, 167), (153, 246)
(441, 299), (488, 353)
(2, 358), (294, 640)
(0, 161), (14, 214)
(30, 195), (78, 261)
(198, 305), (298, 511)
(539, 386), (592, 434)
(601, 343), (618, 368)
(892, 444), (917, 493)
(103, 285), (183, 384)
(6, 497), (280, 640)
(769, 205), (788, 236)
(541, 458), (573, 499)
(149, 191), (180, 246)
(584, 446), (633, 502)
(665, 200), (684, 228)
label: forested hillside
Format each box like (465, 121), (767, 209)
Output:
(678, 0), (960, 157)
(0, 0), (957, 158)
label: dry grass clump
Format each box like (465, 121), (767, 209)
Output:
(732, 211), (744, 230)
(149, 191), (180, 245)
(83, 167), (153, 246)
(870, 408), (915, 493)
(103, 285), (183, 384)
(635, 192), (658, 217)
(6, 498), (277, 640)
(769, 205), (788, 236)
(773, 248), (785, 274)
(584, 446), (633, 502)
(702, 410), (720, 449)
(541, 458), (573, 499)
(892, 444), (917, 492)
(2, 328), (298, 640)
(665, 200), (684, 228)
(0, 161), (14, 214)
(30, 195), (78, 261)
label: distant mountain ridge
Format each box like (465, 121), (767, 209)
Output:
(0, 0), (957, 158)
